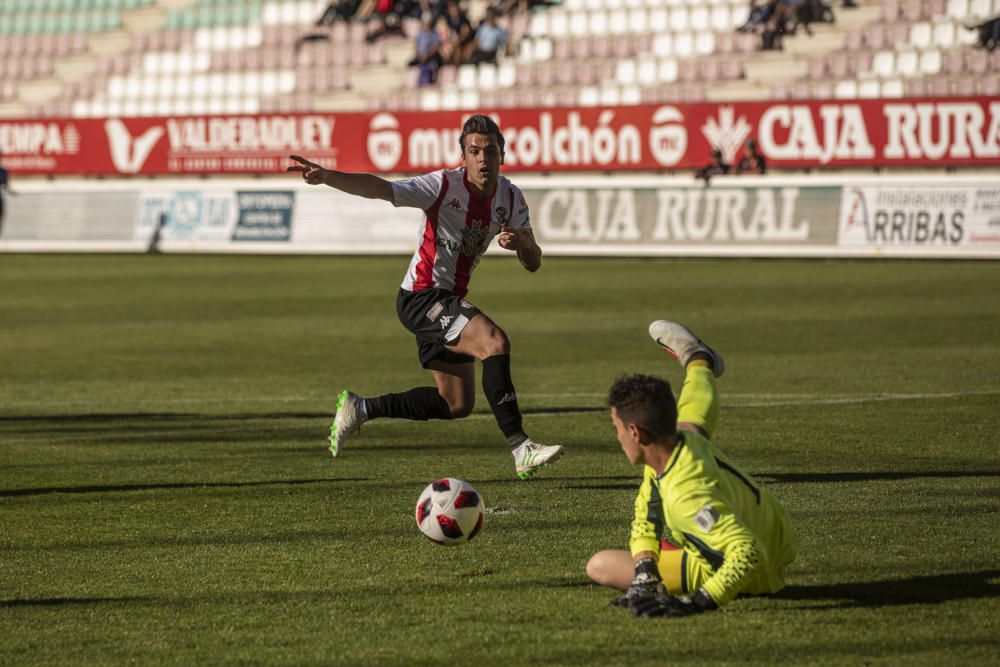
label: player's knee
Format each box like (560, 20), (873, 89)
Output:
(585, 553), (609, 584)
(482, 326), (510, 357)
(448, 399), (475, 419)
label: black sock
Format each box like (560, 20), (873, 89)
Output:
(481, 354), (527, 449)
(363, 387), (453, 421)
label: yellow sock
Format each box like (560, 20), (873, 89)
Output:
(676, 366), (720, 439)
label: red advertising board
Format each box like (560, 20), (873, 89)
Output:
(1, 98), (998, 175)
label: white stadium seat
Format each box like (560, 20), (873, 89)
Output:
(872, 50), (895, 77)
(653, 33), (674, 56)
(650, 8), (668, 30)
(910, 22), (932, 49)
(858, 79), (880, 97)
(695, 31), (716, 54)
(457, 64), (477, 89)
(629, 8), (648, 32)
(690, 7), (710, 30)
(933, 20), (956, 48)
(578, 86), (600, 105)
(615, 58), (637, 84)
(711, 6), (731, 31)
(834, 80), (858, 98)
(881, 79), (904, 97)
(608, 9), (628, 33)
(670, 7), (689, 31)
(896, 50), (919, 77)
(920, 49), (942, 75)
(636, 56), (657, 84)
(658, 58), (679, 82)
(674, 32), (694, 57)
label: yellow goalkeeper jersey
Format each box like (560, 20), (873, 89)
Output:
(629, 428), (797, 606)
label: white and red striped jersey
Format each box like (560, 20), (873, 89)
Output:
(392, 168), (531, 298)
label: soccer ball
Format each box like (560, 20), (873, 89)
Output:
(415, 478), (485, 546)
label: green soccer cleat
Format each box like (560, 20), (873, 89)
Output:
(329, 389), (364, 457)
(513, 439), (564, 480)
(649, 320), (725, 378)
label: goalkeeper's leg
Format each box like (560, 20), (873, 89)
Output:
(676, 364), (720, 439)
(648, 320), (723, 438)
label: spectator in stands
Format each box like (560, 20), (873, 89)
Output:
(971, 13), (1000, 51)
(317, 0), (361, 24)
(468, 8), (509, 65)
(365, 0), (423, 43)
(0, 150), (11, 237)
(736, 139), (767, 175)
(737, 0), (775, 33)
(409, 12), (444, 85)
(442, 0), (475, 64)
(696, 149), (730, 183)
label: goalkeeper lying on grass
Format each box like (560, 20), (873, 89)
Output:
(587, 320), (797, 617)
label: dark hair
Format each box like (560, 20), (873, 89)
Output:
(459, 114), (505, 155)
(607, 374), (677, 441)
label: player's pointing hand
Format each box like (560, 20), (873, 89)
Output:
(287, 155), (326, 185)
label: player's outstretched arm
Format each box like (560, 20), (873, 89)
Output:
(287, 155), (394, 202)
(498, 227), (542, 272)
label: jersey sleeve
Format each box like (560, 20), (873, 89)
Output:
(391, 170), (444, 210)
(629, 466), (664, 558)
(667, 488), (766, 606)
(506, 185), (531, 231)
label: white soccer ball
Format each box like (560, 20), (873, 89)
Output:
(415, 478), (485, 546)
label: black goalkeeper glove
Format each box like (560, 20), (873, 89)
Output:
(610, 558), (667, 610)
(629, 587), (719, 618)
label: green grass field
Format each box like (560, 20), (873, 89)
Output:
(1, 254), (999, 665)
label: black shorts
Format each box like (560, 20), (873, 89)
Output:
(396, 288), (482, 368)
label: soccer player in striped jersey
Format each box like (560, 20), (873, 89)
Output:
(287, 114), (563, 480)
(586, 320), (797, 616)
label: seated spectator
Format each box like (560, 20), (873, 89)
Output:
(697, 149), (730, 183)
(467, 8), (508, 65)
(971, 13), (1000, 51)
(737, 0), (775, 33)
(317, 0), (361, 24)
(408, 12), (444, 85)
(736, 139), (767, 174)
(442, 0), (475, 64)
(365, 0), (406, 43)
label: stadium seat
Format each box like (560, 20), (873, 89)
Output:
(658, 58), (679, 82)
(919, 49), (942, 75)
(910, 22), (932, 48)
(896, 50), (919, 77)
(671, 7), (690, 32)
(872, 50), (895, 77)
(858, 79), (881, 98)
(881, 78), (904, 97)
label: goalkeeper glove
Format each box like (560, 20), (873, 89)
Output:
(629, 587), (719, 618)
(610, 557), (667, 609)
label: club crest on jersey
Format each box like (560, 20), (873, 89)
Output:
(695, 505), (719, 533)
(494, 206), (509, 224)
(446, 198), (462, 210)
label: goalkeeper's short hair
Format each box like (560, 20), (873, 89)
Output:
(607, 374), (677, 441)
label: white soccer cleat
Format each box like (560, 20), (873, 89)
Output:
(329, 389), (364, 457)
(513, 439), (564, 480)
(648, 320), (725, 377)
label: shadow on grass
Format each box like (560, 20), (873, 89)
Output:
(0, 477), (368, 497)
(760, 470), (1000, 484)
(776, 569), (1000, 609)
(0, 596), (155, 608)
